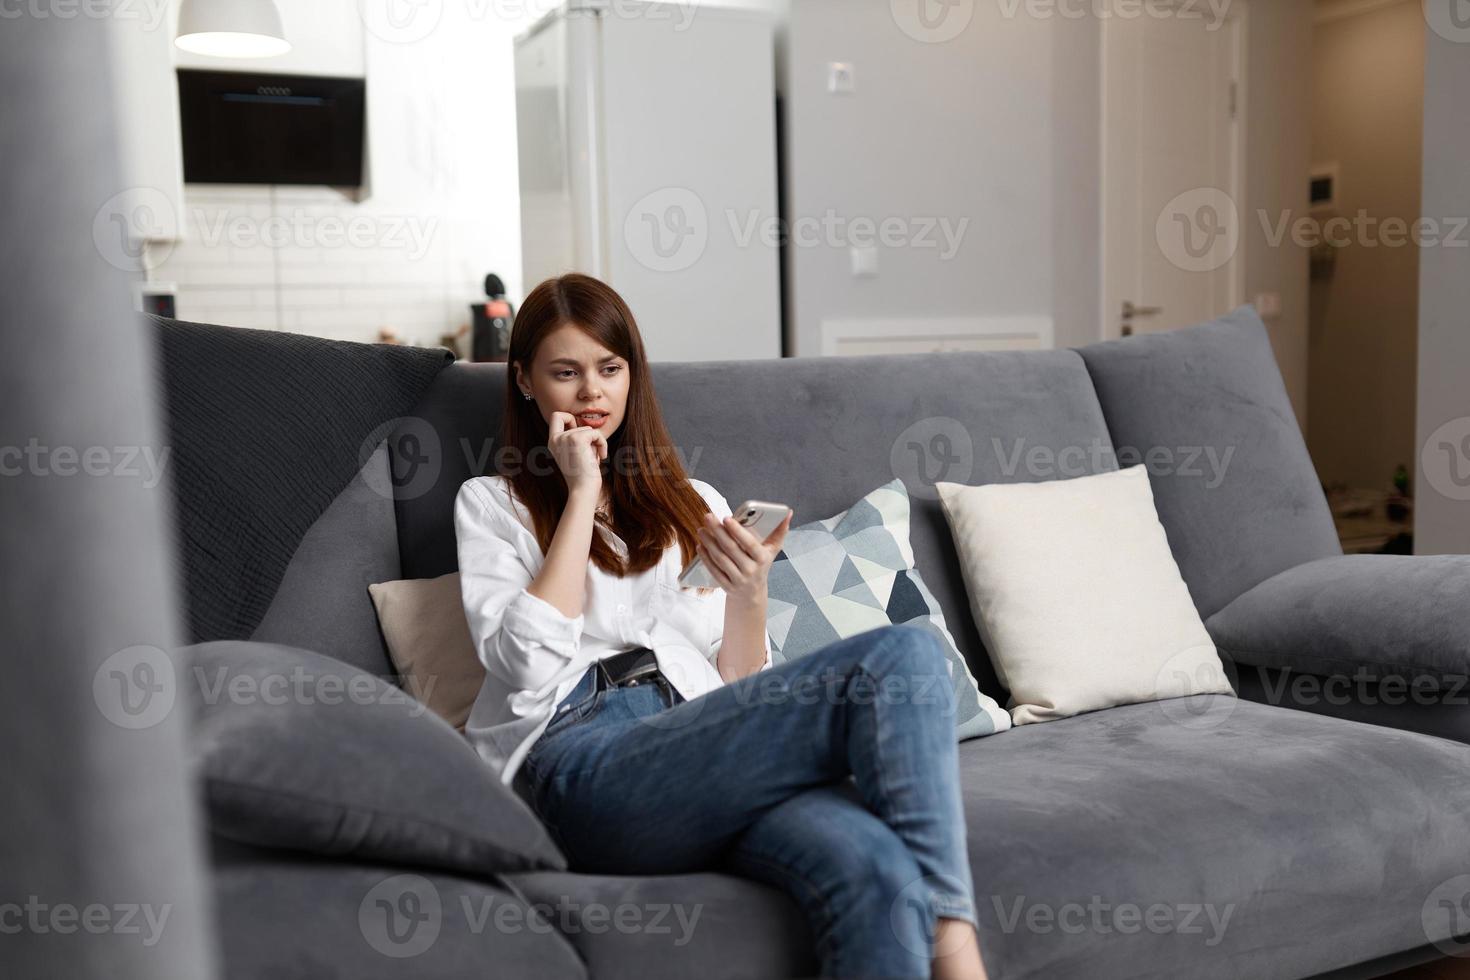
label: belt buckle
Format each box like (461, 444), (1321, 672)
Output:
(598, 648), (660, 689)
(618, 660), (661, 687)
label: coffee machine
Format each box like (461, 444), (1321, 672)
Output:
(471, 273), (514, 362)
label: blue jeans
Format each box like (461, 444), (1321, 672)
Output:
(521, 624), (978, 980)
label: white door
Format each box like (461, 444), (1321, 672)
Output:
(1102, 2), (1244, 339)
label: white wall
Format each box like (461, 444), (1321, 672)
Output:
(141, 0), (538, 347)
(1415, 14), (1470, 555)
(780, 0), (1313, 376)
(782, 0), (1068, 356)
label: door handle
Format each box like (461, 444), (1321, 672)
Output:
(1120, 301), (1163, 337)
(1121, 301), (1163, 319)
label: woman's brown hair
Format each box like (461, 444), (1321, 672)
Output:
(502, 273), (711, 580)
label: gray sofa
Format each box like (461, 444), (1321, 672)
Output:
(213, 306), (1470, 980)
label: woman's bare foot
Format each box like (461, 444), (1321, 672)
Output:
(931, 916), (988, 980)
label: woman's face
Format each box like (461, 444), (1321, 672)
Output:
(515, 324), (630, 442)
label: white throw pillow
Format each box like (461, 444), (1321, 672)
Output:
(936, 465), (1234, 725)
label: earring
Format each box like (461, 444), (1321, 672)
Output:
(522, 391), (533, 401)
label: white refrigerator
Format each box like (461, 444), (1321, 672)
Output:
(514, 0), (782, 362)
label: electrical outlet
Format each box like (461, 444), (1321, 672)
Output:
(827, 61), (855, 94)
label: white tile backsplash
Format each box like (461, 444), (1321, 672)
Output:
(145, 187), (473, 348)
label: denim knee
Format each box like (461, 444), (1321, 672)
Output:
(864, 624), (949, 680)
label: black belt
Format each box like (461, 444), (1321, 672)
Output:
(595, 646), (663, 691)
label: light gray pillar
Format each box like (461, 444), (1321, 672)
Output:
(1, 14), (218, 980)
(1415, 12), (1470, 555)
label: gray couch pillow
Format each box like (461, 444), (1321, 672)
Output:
(184, 640), (565, 875)
(1206, 554), (1470, 688)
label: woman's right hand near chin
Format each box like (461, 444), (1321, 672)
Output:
(547, 411), (608, 498)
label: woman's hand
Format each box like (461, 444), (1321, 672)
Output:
(547, 411), (608, 497)
(696, 509), (794, 605)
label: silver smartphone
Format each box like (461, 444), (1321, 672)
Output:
(677, 499), (792, 589)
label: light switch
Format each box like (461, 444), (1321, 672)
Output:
(827, 61), (855, 94)
(851, 245), (878, 278)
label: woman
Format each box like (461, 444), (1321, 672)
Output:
(454, 273), (988, 980)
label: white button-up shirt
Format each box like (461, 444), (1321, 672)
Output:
(454, 475), (773, 787)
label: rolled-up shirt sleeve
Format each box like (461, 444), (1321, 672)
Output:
(707, 625), (774, 673)
(454, 480), (589, 695)
(697, 484), (775, 674)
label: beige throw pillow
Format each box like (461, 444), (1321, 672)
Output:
(368, 572), (484, 731)
(936, 466), (1234, 725)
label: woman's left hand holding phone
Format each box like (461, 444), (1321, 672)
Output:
(695, 510), (793, 605)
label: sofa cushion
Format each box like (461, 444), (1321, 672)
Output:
(187, 640), (565, 877)
(251, 440), (400, 677)
(211, 837), (587, 980)
(938, 466), (1233, 725)
(368, 571), (484, 730)
(1206, 554), (1470, 687)
(1077, 306), (1342, 619)
(961, 697), (1470, 979)
(767, 478), (1011, 739)
(502, 868), (817, 980)
(392, 349), (1116, 699)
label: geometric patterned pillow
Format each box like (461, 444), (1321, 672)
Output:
(765, 479), (1011, 740)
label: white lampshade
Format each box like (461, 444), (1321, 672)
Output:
(175, 0), (291, 59)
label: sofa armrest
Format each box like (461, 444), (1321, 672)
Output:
(1206, 555), (1470, 688)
